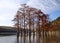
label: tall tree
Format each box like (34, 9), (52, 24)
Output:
(13, 4), (48, 43)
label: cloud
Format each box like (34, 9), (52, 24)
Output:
(0, 11), (15, 26)
(0, 0), (29, 26)
(0, 0), (22, 10)
(0, 0), (20, 26)
(27, 0), (60, 13)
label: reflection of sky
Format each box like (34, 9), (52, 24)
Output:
(0, 0), (60, 26)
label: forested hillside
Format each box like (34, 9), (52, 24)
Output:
(50, 17), (60, 31)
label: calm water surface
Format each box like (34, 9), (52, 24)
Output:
(0, 31), (60, 43)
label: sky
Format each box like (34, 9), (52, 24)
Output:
(0, 0), (60, 26)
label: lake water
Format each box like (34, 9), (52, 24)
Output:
(0, 35), (16, 43)
(0, 31), (60, 43)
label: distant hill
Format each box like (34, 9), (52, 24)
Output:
(0, 26), (13, 29)
(0, 26), (16, 32)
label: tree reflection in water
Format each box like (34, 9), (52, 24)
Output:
(16, 31), (60, 43)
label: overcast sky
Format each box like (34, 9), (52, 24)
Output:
(0, 0), (60, 26)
